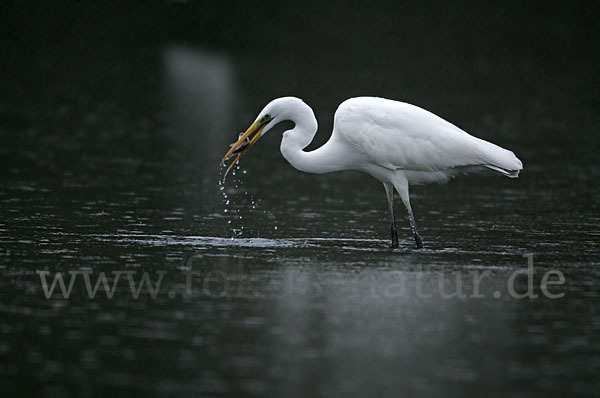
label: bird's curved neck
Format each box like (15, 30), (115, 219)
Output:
(279, 103), (346, 175)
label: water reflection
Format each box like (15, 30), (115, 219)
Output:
(270, 265), (513, 396)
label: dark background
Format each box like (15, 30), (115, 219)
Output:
(1, 1), (599, 397)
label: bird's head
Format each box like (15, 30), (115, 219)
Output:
(221, 97), (304, 176)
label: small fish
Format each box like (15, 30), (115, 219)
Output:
(230, 132), (250, 154)
(222, 132), (251, 183)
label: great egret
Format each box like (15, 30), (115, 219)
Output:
(222, 97), (523, 248)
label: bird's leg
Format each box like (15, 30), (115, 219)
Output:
(394, 178), (424, 249)
(405, 206), (424, 249)
(383, 183), (399, 248)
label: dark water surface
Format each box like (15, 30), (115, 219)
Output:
(1, 2), (599, 397)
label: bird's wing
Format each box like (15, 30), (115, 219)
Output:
(334, 97), (520, 173)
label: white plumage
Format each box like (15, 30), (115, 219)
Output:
(223, 96), (523, 248)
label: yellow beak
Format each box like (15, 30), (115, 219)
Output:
(221, 119), (269, 177)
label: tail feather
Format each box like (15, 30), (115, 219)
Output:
(485, 164), (520, 178)
(475, 138), (523, 178)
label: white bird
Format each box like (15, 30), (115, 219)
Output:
(222, 97), (523, 248)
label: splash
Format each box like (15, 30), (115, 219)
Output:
(219, 164), (259, 239)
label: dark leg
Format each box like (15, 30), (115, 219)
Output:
(383, 183), (399, 248)
(391, 220), (399, 248)
(395, 179), (424, 249)
(405, 207), (424, 249)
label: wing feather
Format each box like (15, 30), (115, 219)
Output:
(333, 97), (521, 174)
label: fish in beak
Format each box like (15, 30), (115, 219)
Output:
(221, 115), (273, 178)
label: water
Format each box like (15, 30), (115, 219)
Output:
(1, 2), (599, 397)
